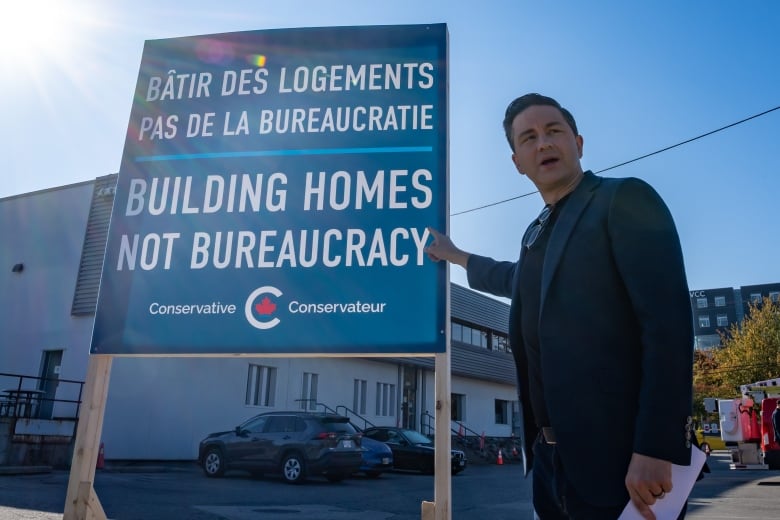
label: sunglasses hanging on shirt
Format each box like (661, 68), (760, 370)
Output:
(522, 204), (553, 249)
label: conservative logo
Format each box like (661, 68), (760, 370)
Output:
(244, 286), (388, 331)
(245, 286), (283, 330)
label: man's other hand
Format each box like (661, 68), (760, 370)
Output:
(625, 452), (673, 520)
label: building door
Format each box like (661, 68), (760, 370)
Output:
(402, 366), (417, 429)
(37, 350), (63, 419)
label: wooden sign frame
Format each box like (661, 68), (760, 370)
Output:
(63, 350), (452, 520)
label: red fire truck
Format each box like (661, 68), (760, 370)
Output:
(718, 377), (780, 469)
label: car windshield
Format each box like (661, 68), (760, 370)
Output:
(402, 429), (432, 445)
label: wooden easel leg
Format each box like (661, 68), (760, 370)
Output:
(421, 500), (436, 520)
(428, 351), (452, 520)
(76, 481), (107, 520)
(63, 355), (112, 520)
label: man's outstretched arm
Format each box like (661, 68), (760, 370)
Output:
(425, 227), (471, 268)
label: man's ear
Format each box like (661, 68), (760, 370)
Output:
(511, 153), (525, 176)
(576, 135), (584, 158)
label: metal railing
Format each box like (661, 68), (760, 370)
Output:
(292, 400), (376, 431)
(0, 372), (84, 420)
(334, 405), (375, 431)
(293, 398), (338, 414)
(420, 411), (481, 438)
(421, 410), (433, 436)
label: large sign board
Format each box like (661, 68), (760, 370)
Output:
(91, 24), (448, 355)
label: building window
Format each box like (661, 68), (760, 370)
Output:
(452, 320), (491, 349)
(451, 393), (466, 421)
(494, 399), (509, 425)
(714, 296), (726, 307)
(696, 297), (707, 308)
(698, 315), (710, 328)
(750, 293), (762, 304)
(472, 328), (488, 348)
(300, 372), (318, 410)
(245, 364), (277, 407)
(770, 292), (780, 303)
(376, 382), (396, 417)
(451, 322), (463, 342)
(716, 314), (728, 327)
(353, 379), (367, 415)
(493, 332), (511, 353)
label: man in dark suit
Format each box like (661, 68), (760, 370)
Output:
(426, 93), (694, 519)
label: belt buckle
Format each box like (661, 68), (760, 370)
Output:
(542, 427), (557, 445)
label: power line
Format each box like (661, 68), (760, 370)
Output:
(451, 190), (538, 216)
(451, 105), (780, 217)
(698, 361), (780, 375)
(595, 105), (780, 174)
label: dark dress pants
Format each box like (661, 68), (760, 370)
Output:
(531, 435), (687, 520)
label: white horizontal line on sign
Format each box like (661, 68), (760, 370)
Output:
(135, 146), (433, 162)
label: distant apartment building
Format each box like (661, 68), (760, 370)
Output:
(690, 283), (780, 349)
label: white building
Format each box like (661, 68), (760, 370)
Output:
(1, 176), (518, 462)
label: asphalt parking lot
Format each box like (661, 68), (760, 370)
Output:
(0, 450), (778, 519)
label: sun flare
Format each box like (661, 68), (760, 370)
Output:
(0, 2), (75, 68)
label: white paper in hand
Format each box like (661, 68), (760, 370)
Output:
(618, 446), (706, 520)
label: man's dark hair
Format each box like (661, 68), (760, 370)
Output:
(502, 93), (578, 151)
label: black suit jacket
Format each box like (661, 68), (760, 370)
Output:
(467, 171), (694, 506)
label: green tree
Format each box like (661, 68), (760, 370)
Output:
(692, 349), (724, 419)
(714, 297), (780, 393)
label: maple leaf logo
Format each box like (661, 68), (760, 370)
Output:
(255, 296), (277, 315)
(245, 286), (282, 330)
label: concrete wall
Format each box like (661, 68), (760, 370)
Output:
(102, 356), (406, 460)
(419, 372), (517, 438)
(0, 418), (76, 468)
(0, 184), (95, 388)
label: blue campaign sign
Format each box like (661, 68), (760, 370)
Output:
(91, 24), (448, 355)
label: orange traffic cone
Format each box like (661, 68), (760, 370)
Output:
(96, 442), (105, 469)
(497, 448), (504, 465)
(512, 445), (518, 457)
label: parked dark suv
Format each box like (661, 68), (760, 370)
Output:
(198, 411), (363, 483)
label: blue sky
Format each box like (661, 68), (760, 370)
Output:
(2, 0), (778, 292)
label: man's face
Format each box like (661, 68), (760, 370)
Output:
(510, 104), (583, 194)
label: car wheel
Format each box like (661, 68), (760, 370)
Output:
(325, 473), (346, 482)
(281, 452), (306, 484)
(202, 447), (225, 478)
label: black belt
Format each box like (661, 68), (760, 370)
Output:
(541, 426), (557, 445)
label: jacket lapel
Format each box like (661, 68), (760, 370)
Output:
(539, 172), (600, 313)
